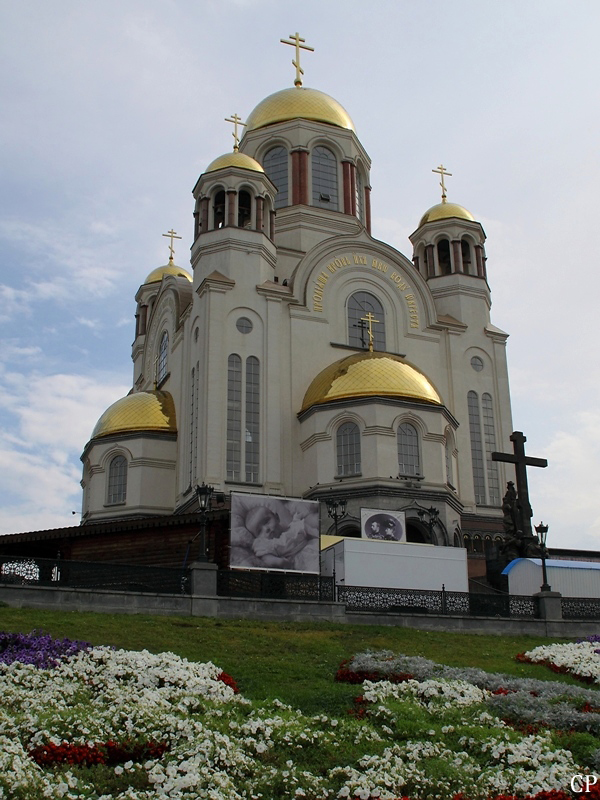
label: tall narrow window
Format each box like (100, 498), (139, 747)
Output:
(238, 190), (252, 228)
(355, 170), (364, 223)
(189, 363), (199, 485)
(312, 146), (338, 209)
(461, 239), (473, 275)
(347, 292), (386, 350)
(437, 238), (451, 274)
(245, 356), (260, 482)
(157, 332), (168, 383)
(398, 423), (420, 476)
(107, 455), (127, 504)
(214, 190), (225, 228)
(445, 432), (454, 487)
(336, 422), (361, 476)
(227, 354), (260, 483)
(226, 355), (242, 481)
(482, 393), (500, 506)
(468, 391), (486, 504)
(263, 146), (288, 209)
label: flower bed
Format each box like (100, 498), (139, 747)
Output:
(1, 632), (599, 799)
(520, 639), (600, 685)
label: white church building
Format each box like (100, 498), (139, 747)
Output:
(81, 40), (514, 555)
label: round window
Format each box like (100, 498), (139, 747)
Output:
(236, 317), (253, 334)
(470, 356), (484, 372)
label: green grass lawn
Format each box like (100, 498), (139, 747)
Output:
(0, 607), (581, 715)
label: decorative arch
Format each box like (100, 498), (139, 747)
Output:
(311, 145), (339, 210)
(347, 291), (386, 350)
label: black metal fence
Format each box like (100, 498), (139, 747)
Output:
(1, 554), (599, 620)
(0, 555), (189, 595)
(217, 569), (335, 601)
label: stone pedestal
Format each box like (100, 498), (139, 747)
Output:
(189, 561), (218, 597)
(535, 590), (562, 621)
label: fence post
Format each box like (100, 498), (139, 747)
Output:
(441, 584), (447, 615)
(188, 561), (218, 596)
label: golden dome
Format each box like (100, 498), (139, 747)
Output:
(419, 202), (475, 227)
(245, 87), (355, 132)
(205, 151), (264, 174)
(91, 390), (177, 439)
(144, 263), (192, 284)
(301, 352), (442, 412)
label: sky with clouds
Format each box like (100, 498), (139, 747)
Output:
(1, 0), (599, 550)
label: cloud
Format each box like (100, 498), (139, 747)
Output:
(0, 368), (129, 535)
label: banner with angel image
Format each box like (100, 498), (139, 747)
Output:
(230, 493), (320, 573)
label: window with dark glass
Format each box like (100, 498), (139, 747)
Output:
(263, 146), (288, 209)
(347, 292), (386, 350)
(238, 190), (252, 228)
(437, 238), (451, 274)
(468, 390), (500, 505)
(157, 332), (168, 383)
(397, 422), (420, 476)
(355, 170), (364, 223)
(226, 354), (260, 482)
(312, 146), (338, 209)
(336, 422), (361, 476)
(107, 455), (127, 504)
(214, 190), (225, 229)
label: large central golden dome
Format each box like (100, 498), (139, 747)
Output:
(301, 352), (442, 412)
(245, 87), (355, 132)
(91, 390), (177, 439)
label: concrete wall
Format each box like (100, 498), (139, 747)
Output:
(1, 582), (599, 638)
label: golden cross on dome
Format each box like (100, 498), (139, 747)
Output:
(280, 31), (314, 87)
(162, 229), (182, 263)
(432, 164), (452, 203)
(360, 312), (379, 352)
(225, 113), (246, 151)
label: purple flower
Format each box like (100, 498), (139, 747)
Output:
(0, 630), (91, 669)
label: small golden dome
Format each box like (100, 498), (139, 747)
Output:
(419, 202), (475, 227)
(301, 352), (441, 412)
(205, 151), (264, 174)
(91, 390), (177, 439)
(245, 87), (355, 132)
(144, 263), (192, 284)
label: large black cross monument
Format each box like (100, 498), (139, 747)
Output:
(492, 431), (548, 538)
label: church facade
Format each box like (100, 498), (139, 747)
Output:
(80, 67), (513, 555)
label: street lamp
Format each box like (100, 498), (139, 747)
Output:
(325, 498), (347, 536)
(195, 483), (220, 561)
(535, 521), (551, 592)
(417, 506), (440, 542)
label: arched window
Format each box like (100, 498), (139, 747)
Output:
(227, 354), (260, 483)
(336, 422), (361, 476)
(347, 292), (386, 350)
(107, 455), (127, 504)
(312, 146), (338, 210)
(355, 170), (364, 223)
(238, 190), (252, 228)
(226, 354), (242, 481)
(468, 391), (500, 506)
(157, 332), (168, 383)
(397, 423), (420, 477)
(437, 238), (451, 274)
(263, 146), (288, 209)
(461, 239), (473, 274)
(213, 190), (225, 229)
(245, 356), (260, 483)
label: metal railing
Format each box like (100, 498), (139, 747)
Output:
(0, 555), (189, 595)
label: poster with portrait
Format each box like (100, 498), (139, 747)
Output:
(230, 493), (320, 573)
(361, 508), (406, 542)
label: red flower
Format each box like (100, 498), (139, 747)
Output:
(217, 671), (240, 693)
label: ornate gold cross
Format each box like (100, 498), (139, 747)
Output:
(280, 31), (314, 87)
(360, 311), (379, 352)
(225, 113), (246, 151)
(432, 164), (452, 203)
(162, 229), (182, 263)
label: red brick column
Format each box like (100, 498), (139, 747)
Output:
(364, 186), (372, 234)
(426, 244), (435, 277)
(255, 196), (264, 232)
(226, 189), (237, 227)
(342, 161), (352, 214)
(200, 197), (209, 233)
(475, 245), (485, 277)
(452, 240), (463, 273)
